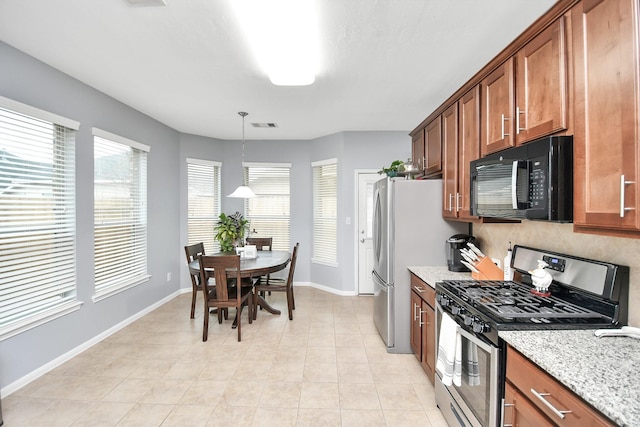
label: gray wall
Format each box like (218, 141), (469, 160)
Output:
(0, 42), (182, 389)
(0, 40), (412, 391)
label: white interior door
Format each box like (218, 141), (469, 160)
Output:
(357, 172), (382, 294)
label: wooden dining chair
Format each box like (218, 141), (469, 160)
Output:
(198, 254), (253, 342)
(246, 236), (279, 298)
(246, 237), (272, 251)
(253, 243), (299, 320)
(184, 242), (206, 319)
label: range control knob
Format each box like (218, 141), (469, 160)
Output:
(472, 321), (490, 334)
(451, 305), (465, 316)
(437, 295), (450, 307)
(463, 315), (474, 326)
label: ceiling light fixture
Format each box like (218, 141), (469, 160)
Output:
(232, 0), (319, 86)
(227, 112), (257, 198)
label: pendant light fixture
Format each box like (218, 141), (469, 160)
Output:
(227, 111), (257, 198)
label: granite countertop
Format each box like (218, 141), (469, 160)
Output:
(500, 329), (640, 427)
(407, 266), (472, 288)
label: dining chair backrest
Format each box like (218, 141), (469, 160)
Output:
(185, 242), (205, 264)
(246, 237), (272, 251)
(198, 254), (241, 303)
(185, 242), (206, 319)
(286, 243), (299, 288)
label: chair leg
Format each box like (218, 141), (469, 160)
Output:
(190, 288), (197, 319)
(248, 293), (253, 325)
(287, 289), (294, 320)
(291, 287), (295, 310)
(203, 306), (209, 342)
(236, 306), (242, 342)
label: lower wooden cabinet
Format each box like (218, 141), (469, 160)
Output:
(410, 273), (436, 383)
(505, 346), (615, 427)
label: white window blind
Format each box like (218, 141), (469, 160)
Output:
(312, 159), (337, 265)
(243, 162), (291, 251)
(93, 129), (149, 300)
(187, 158), (221, 254)
(0, 101), (80, 339)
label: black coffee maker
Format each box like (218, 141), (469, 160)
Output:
(446, 234), (476, 272)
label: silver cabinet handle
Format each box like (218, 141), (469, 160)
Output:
(516, 107), (526, 134)
(620, 174), (636, 217)
(413, 303), (420, 321)
(501, 114), (510, 138)
(419, 309), (426, 327)
(530, 388), (572, 419)
(501, 398), (515, 427)
(413, 286), (425, 293)
(448, 193), (453, 212)
(455, 193), (461, 212)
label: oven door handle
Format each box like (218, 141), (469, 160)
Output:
(456, 325), (493, 354)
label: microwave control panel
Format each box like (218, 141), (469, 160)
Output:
(529, 160), (546, 208)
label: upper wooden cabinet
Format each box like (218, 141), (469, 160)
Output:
(515, 18), (568, 144)
(482, 18), (568, 156)
(481, 57), (515, 156)
(411, 128), (425, 173)
(443, 86), (480, 220)
(442, 104), (459, 217)
(572, 0), (640, 235)
(424, 117), (443, 177)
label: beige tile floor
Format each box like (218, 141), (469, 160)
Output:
(3, 287), (449, 426)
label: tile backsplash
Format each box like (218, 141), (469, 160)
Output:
(473, 221), (640, 326)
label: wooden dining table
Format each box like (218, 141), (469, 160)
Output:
(189, 250), (291, 316)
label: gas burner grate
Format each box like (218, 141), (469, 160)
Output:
(439, 280), (606, 321)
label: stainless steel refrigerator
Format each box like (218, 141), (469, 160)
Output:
(372, 177), (468, 353)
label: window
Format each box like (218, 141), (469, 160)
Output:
(0, 96), (80, 339)
(243, 162), (291, 251)
(187, 158), (221, 253)
(312, 158), (337, 265)
(93, 128), (150, 301)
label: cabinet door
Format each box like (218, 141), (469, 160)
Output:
(504, 382), (555, 427)
(442, 104), (459, 218)
(572, 0), (640, 233)
(515, 17), (568, 144)
(411, 129), (425, 174)
(421, 300), (436, 383)
(424, 117), (442, 177)
(481, 57), (515, 155)
(410, 290), (422, 361)
(458, 86), (481, 219)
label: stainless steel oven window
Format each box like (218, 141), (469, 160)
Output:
(436, 304), (501, 427)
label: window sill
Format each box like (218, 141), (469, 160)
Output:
(0, 300), (83, 342)
(92, 274), (151, 303)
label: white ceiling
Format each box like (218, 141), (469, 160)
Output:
(0, 0), (556, 141)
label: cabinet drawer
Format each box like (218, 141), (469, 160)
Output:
(410, 273), (435, 307)
(506, 346), (614, 427)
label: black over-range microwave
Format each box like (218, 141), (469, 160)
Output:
(470, 136), (573, 222)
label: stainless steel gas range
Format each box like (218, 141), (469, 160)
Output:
(434, 245), (629, 427)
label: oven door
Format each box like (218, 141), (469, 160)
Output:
(435, 305), (501, 427)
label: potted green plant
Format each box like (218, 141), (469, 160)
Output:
(378, 159), (404, 177)
(214, 212), (249, 253)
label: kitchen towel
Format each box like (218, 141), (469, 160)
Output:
(462, 340), (480, 386)
(436, 312), (462, 386)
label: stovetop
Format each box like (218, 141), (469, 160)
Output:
(437, 280), (613, 325)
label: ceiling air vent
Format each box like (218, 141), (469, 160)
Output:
(251, 123), (278, 128)
(124, 0), (167, 6)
